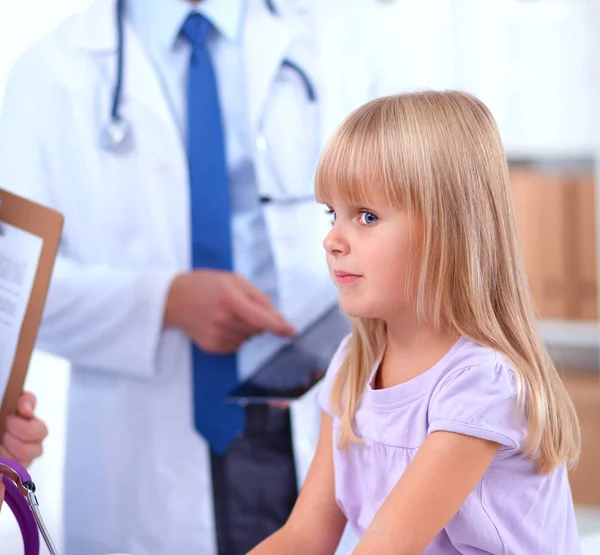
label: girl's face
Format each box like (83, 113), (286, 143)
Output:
(323, 198), (422, 320)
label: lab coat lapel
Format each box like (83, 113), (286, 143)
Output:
(73, 0), (183, 155)
(243, 1), (297, 133)
(122, 20), (183, 154)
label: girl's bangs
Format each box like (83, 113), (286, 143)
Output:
(314, 103), (414, 209)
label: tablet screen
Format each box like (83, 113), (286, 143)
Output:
(227, 305), (350, 403)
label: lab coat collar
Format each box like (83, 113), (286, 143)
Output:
(194, 0), (246, 44)
(127, 0), (246, 52)
(70, 0), (246, 53)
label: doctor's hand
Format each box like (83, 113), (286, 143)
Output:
(0, 392), (48, 467)
(0, 393), (48, 511)
(164, 270), (297, 354)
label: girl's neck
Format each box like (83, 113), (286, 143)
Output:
(374, 317), (461, 390)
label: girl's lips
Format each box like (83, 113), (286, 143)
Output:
(334, 271), (362, 285)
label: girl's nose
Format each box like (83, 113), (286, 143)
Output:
(323, 225), (350, 256)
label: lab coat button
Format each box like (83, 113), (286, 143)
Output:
(255, 133), (267, 153)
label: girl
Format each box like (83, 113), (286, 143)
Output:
(249, 91), (581, 555)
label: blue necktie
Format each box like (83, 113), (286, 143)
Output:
(181, 13), (245, 454)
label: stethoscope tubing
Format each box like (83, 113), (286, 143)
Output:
(103, 0), (317, 150)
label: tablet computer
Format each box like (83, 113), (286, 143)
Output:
(226, 305), (350, 404)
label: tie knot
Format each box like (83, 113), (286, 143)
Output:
(180, 13), (212, 50)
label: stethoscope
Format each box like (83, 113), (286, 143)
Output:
(1, 457), (59, 555)
(101, 0), (318, 183)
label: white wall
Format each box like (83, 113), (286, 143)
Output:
(375, 0), (595, 159)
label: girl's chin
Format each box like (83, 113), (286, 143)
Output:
(338, 297), (378, 320)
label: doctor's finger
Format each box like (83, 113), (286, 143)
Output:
(221, 288), (269, 336)
(212, 308), (255, 336)
(220, 305), (263, 338)
(5, 414), (48, 443)
(236, 297), (296, 338)
(1, 430), (43, 465)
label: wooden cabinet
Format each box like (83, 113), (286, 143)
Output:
(510, 168), (598, 321)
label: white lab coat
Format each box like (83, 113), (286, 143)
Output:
(0, 0), (382, 553)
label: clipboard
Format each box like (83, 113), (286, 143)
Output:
(0, 189), (63, 439)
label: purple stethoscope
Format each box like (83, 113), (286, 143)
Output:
(0, 457), (58, 554)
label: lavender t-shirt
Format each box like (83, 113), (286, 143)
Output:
(319, 335), (581, 554)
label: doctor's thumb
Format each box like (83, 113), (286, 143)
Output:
(17, 392), (36, 419)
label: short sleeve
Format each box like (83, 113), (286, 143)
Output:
(318, 334), (352, 417)
(427, 359), (527, 450)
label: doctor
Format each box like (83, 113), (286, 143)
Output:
(0, 0), (383, 553)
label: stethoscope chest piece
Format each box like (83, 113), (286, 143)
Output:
(100, 117), (129, 151)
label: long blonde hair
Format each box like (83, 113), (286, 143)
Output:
(315, 91), (580, 474)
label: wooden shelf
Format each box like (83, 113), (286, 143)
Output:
(538, 320), (600, 349)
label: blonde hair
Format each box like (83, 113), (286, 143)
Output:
(315, 91), (580, 474)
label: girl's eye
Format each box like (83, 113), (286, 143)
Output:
(325, 208), (336, 223)
(359, 211), (378, 225)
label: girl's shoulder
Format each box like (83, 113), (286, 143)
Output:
(434, 338), (518, 394)
(428, 338), (526, 452)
